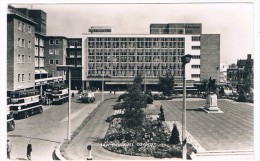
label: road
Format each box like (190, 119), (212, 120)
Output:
(7, 91), (112, 160)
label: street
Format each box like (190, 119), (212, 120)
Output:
(7, 92), (110, 160)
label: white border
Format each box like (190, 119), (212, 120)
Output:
(1, 1), (259, 161)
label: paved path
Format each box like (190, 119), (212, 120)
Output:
(161, 99), (254, 151)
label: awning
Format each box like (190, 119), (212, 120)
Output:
(35, 70), (40, 74)
(40, 69), (48, 74)
(35, 69), (48, 74)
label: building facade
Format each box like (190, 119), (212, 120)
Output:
(44, 36), (68, 78)
(66, 38), (82, 89)
(82, 24), (220, 90)
(7, 6), (37, 92)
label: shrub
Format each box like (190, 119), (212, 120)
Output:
(237, 94), (247, 102)
(153, 94), (160, 100)
(113, 103), (125, 110)
(146, 95), (154, 104)
(106, 116), (114, 123)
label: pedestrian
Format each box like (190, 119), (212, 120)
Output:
(26, 141), (32, 160)
(71, 92), (74, 98)
(7, 139), (12, 159)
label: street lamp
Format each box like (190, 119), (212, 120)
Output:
(181, 54), (192, 160)
(102, 69), (104, 101)
(57, 65), (74, 141)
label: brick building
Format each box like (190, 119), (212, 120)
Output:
(7, 6), (37, 93)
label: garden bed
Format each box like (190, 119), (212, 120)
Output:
(102, 117), (196, 159)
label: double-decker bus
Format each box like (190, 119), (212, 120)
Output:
(7, 97), (15, 131)
(9, 89), (43, 119)
(47, 83), (69, 105)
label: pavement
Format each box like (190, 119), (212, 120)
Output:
(58, 97), (254, 160)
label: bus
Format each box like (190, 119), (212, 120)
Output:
(7, 97), (15, 131)
(9, 89), (43, 119)
(47, 83), (69, 105)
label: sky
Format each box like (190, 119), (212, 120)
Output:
(10, 2), (255, 65)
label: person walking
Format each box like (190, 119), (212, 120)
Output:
(26, 141), (32, 160)
(7, 139), (12, 159)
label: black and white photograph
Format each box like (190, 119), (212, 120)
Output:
(1, 0), (259, 160)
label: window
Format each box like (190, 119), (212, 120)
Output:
(28, 41), (32, 48)
(18, 21), (22, 30)
(18, 38), (21, 47)
(28, 56), (32, 63)
(21, 23), (25, 32)
(55, 59), (59, 64)
(49, 49), (54, 54)
(17, 54), (21, 63)
(18, 74), (20, 82)
(35, 37), (38, 45)
(28, 73), (31, 81)
(55, 49), (59, 55)
(21, 55), (25, 63)
(55, 39), (59, 45)
(192, 36), (200, 41)
(49, 39), (54, 45)
(192, 46), (200, 50)
(49, 59), (54, 64)
(22, 39), (25, 47)
(28, 26), (32, 34)
(22, 74), (25, 82)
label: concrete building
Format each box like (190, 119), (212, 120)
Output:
(7, 6), (37, 93)
(66, 38), (82, 89)
(82, 24), (220, 91)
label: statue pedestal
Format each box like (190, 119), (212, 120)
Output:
(202, 93), (223, 113)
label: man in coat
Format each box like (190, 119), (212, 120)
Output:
(7, 139), (12, 159)
(27, 141), (32, 160)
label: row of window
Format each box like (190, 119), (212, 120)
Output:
(191, 74), (200, 78)
(191, 46), (200, 50)
(18, 38), (32, 48)
(192, 55), (200, 59)
(18, 73), (32, 82)
(191, 36), (200, 41)
(68, 41), (82, 47)
(17, 54), (32, 63)
(191, 65), (200, 68)
(17, 21), (32, 34)
(49, 39), (60, 45)
(35, 47), (44, 56)
(88, 37), (185, 42)
(49, 59), (59, 65)
(49, 49), (59, 55)
(35, 37), (44, 46)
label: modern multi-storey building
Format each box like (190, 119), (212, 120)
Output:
(66, 38), (82, 89)
(7, 6), (37, 93)
(82, 24), (220, 91)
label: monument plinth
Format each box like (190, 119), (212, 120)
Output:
(201, 77), (223, 113)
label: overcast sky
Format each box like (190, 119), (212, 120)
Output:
(12, 2), (254, 65)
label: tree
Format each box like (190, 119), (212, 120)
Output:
(168, 124), (180, 144)
(134, 74), (143, 87)
(158, 73), (174, 96)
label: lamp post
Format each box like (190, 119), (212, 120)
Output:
(181, 54), (192, 160)
(102, 69), (104, 101)
(57, 65), (74, 141)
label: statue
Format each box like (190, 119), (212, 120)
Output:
(207, 77), (216, 94)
